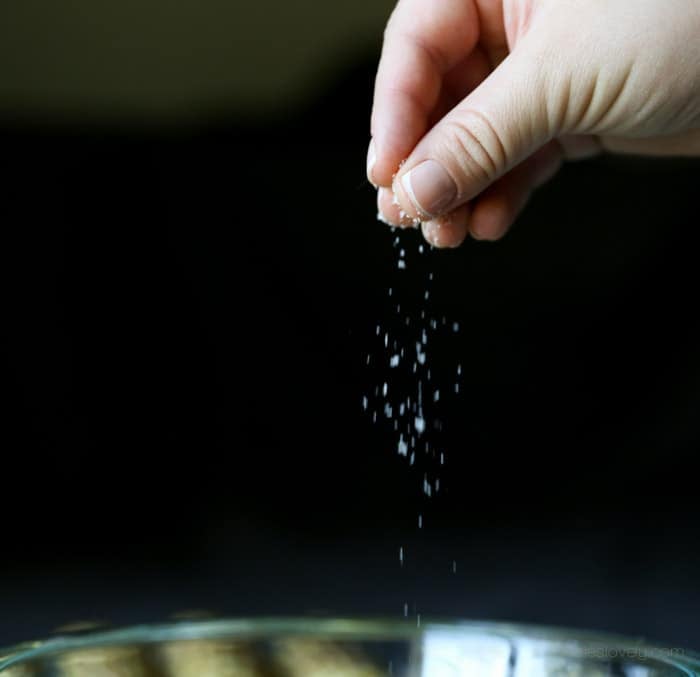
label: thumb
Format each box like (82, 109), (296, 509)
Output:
(393, 42), (555, 221)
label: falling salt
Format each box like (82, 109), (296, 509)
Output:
(404, 603), (409, 618)
(363, 228), (466, 621)
(417, 614), (421, 628)
(452, 560), (457, 574)
(397, 435), (408, 456)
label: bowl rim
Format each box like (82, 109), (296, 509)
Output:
(1, 617), (699, 673)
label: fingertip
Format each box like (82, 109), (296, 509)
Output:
(421, 203), (470, 249)
(469, 196), (517, 241)
(366, 138), (377, 187)
(377, 187), (421, 229)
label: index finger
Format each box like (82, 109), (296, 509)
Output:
(369, 0), (481, 186)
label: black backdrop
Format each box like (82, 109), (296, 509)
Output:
(1, 57), (699, 651)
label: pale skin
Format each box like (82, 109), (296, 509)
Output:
(368, 0), (700, 247)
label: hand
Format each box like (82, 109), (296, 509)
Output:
(368, 0), (700, 247)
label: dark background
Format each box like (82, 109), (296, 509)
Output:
(1, 0), (699, 654)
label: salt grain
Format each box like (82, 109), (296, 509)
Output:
(397, 435), (408, 456)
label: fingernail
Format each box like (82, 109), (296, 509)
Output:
(401, 160), (457, 218)
(366, 139), (377, 186)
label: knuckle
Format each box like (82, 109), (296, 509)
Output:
(441, 111), (508, 189)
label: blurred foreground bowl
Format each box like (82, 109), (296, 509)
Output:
(1, 618), (698, 676)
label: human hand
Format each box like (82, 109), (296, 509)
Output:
(368, 0), (700, 247)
